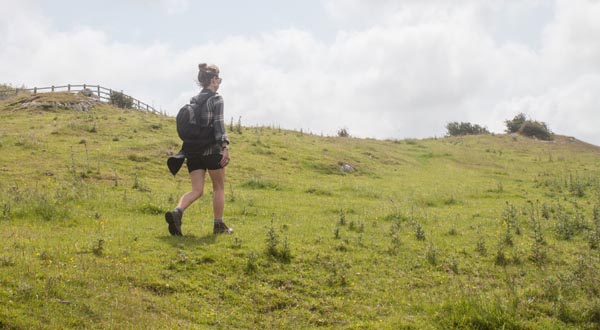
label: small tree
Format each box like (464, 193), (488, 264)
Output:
(504, 113), (553, 141)
(110, 91), (133, 109)
(445, 122), (490, 136)
(504, 113), (527, 133)
(519, 120), (553, 141)
(337, 128), (350, 137)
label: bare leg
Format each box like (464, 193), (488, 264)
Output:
(208, 168), (225, 219)
(177, 169), (206, 210)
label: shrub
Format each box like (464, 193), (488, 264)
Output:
(110, 91), (133, 109)
(445, 122), (490, 136)
(337, 127), (349, 137)
(245, 251), (259, 274)
(504, 113), (527, 133)
(519, 120), (553, 141)
(0, 84), (30, 100)
(0, 83), (15, 97)
(0, 83), (13, 90)
(504, 113), (553, 141)
(265, 220), (291, 262)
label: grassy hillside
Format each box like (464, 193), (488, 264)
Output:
(1, 92), (600, 329)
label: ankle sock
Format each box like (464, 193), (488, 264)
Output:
(214, 218), (224, 224)
(175, 207), (184, 214)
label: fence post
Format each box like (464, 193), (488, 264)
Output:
(97, 86), (100, 98)
(51, 85), (54, 92)
(33, 87), (37, 94)
(68, 84), (71, 92)
(84, 84), (86, 90)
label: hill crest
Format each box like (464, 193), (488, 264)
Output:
(2, 91), (598, 153)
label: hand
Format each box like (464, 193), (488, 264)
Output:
(220, 148), (230, 167)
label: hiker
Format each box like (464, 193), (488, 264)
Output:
(165, 63), (232, 236)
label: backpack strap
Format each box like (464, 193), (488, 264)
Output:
(188, 91), (216, 125)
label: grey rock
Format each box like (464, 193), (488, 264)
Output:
(341, 164), (355, 173)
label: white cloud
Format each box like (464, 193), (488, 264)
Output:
(542, 0), (600, 78)
(127, 0), (190, 14)
(1, 0), (600, 145)
(160, 0), (190, 15)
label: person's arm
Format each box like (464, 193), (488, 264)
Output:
(211, 95), (229, 147)
(220, 146), (230, 167)
(211, 96), (230, 167)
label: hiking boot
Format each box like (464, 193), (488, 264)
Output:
(213, 221), (233, 235)
(165, 210), (182, 236)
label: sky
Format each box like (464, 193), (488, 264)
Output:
(1, 0), (600, 145)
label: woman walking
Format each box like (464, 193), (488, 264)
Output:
(165, 63), (232, 236)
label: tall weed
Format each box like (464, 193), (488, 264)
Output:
(440, 296), (520, 330)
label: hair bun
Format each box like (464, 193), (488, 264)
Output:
(197, 63), (220, 88)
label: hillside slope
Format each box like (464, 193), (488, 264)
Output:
(1, 93), (600, 329)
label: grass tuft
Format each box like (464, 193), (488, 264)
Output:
(241, 177), (281, 190)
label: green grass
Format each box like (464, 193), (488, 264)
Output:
(2, 92), (600, 329)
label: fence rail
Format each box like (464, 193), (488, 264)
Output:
(0, 84), (163, 115)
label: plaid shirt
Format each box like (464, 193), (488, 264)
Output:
(182, 90), (230, 156)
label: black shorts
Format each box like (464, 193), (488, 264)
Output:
(186, 154), (223, 172)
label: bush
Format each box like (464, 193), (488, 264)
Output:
(519, 120), (553, 141)
(337, 128), (349, 137)
(110, 91), (133, 109)
(504, 113), (527, 133)
(0, 84), (29, 100)
(0, 83), (14, 92)
(504, 113), (553, 141)
(445, 122), (490, 136)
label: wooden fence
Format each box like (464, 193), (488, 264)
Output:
(0, 84), (163, 115)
